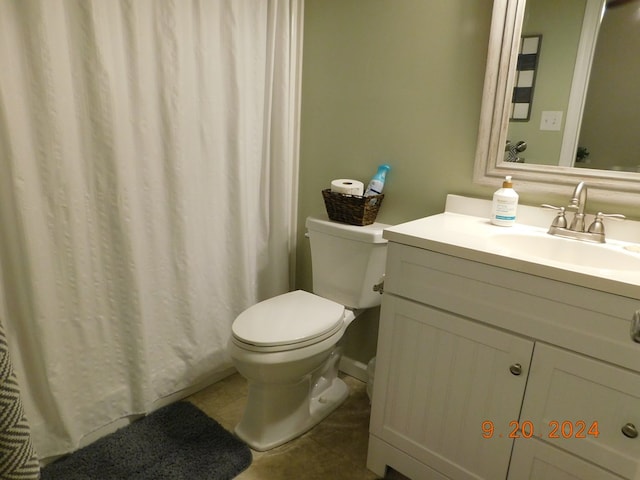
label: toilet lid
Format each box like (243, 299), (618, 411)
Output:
(232, 290), (345, 348)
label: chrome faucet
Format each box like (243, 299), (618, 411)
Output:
(567, 181), (588, 232)
(542, 181), (625, 243)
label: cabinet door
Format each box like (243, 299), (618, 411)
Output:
(520, 343), (640, 479)
(509, 438), (623, 480)
(370, 295), (534, 480)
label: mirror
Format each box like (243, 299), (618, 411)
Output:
(474, 0), (640, 204)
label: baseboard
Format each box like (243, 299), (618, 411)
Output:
(339, 355), (369, 383)
(150, 366), (237, 411)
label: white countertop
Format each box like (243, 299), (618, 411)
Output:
(383, 195), (640, 299)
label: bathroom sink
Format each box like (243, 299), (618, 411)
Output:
(382, 195), (640, 298)
(489, 231), (640, 272)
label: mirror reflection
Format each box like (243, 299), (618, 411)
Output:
(504, 0), (640, 171)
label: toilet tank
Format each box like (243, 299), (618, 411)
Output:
(305, 216), (390, 309)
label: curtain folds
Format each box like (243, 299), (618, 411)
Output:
(0, 0), (302, 459)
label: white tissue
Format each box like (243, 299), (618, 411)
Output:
(330, 179), (364, 196)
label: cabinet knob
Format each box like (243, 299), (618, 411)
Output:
(631, 310), (640, 343)
(621, 423), (638, 439)
(509, 363), (522, 376)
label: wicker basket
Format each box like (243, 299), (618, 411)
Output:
(321, 189), (384, 226)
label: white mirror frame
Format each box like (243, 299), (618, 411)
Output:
(473, 0), (640, 205)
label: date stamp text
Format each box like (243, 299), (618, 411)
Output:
(482, 420), (600, 439)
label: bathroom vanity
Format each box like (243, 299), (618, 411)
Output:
(367, 195), (640, 480)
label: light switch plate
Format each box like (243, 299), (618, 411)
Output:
(540, 111), (563, 131)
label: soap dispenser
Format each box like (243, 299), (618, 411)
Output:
(490, 175), (518, 226)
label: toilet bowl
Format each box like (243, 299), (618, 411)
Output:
(228, 216), (389, 451)
(229, 290), (359, 451)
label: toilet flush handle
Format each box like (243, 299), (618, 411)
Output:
(373, 275), (385, 295)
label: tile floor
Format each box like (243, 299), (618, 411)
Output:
(188, 373), (407, 480)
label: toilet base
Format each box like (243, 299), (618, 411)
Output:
(235, 376), (349, 451)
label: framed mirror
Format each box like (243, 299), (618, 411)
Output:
(474, 0), (640, 204)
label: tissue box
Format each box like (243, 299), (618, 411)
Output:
(321, 189), (384, 226)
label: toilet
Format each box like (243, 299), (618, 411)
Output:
(228, 216), (389, 451)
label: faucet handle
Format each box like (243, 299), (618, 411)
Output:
(587, 212), (626, 235)
(541, 204), (568, 228)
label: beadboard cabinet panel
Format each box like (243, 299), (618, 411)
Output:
(370, 295), (533, 480)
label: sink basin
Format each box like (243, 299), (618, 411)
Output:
(489, 232), (640, 272)
(382, 195), (640, 297)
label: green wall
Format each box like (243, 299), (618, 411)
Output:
(508, 0), (585, 165)
(297, 0), (495, 282)
(296, 0), (496, 364)
(579, 2), (640, 171)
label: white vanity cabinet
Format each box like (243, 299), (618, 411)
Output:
(368, 240), (640, 480)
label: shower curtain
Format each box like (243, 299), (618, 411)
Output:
(0, 0), (302, 459)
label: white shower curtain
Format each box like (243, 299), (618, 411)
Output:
(0, 0), (302, 459)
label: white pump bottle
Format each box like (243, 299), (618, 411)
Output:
(490, 175), (518, 226)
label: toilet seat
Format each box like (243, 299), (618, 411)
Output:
(232, 290), (345, 353)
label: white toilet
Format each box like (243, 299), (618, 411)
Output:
(228, 216), (389, 451)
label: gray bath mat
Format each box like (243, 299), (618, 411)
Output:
(40, 401), (252, 480)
